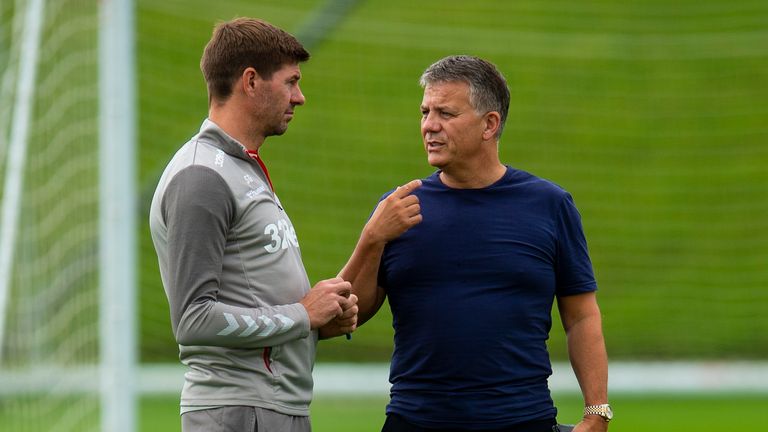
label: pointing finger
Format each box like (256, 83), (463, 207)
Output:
(391, 179), (422, 199)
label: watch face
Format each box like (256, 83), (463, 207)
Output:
(605, 405), (613, 420)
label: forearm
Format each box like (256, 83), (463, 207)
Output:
(566, 312), (609, 405)
(176, 299), (311, 348)
(338, 179), (422, 323)
(338, 230), (386, 324)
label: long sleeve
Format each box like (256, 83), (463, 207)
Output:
(160, 165), (310, 348)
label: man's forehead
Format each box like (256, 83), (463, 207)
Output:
(422, 81), (470, 105)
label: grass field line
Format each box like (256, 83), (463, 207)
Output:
(2, 361), (768, 396)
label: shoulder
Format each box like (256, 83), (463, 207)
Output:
(167, 164), (228, 189)
(155, 165), (235, 228)
(506, 167), (569, 197)
(153, 139), (232, 209)
(168, 135), (251, 189)
(161, 165), (232, 210)
(491, 167), (572, 211)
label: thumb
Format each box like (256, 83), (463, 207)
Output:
(332, 280), (352, 297)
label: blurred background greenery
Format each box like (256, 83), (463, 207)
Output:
(1, 0), (767, 430)
(135, 0), (768, 363)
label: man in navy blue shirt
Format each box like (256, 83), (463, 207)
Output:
(342, 55), (610, 432)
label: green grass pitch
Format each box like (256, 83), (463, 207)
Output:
(138, 394), (768, 431)
(2, 394), (766, 431)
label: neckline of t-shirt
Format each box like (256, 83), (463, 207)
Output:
(433, 165), (514, 191)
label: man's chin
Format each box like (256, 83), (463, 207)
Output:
(265, 124), (289, 137)
(427, 156), (445, 169)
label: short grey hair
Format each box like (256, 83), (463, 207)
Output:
(419, 55), (510, 139)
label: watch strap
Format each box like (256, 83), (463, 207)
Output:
(584, 404), (612, 421)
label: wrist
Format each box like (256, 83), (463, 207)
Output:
(360, 226), (388, 247)
(583, 403), (612, 423)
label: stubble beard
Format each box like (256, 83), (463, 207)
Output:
(264, 122), (288, 137)
(261, 108), (291, 138)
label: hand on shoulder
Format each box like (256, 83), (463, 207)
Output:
(364, 179), (423, 244)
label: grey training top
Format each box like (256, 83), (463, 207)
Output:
(149, 119), (315, 416)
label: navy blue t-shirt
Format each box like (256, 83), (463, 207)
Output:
(378, 166), (597, 429)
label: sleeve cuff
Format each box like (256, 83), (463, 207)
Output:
(286, 302), (312, 339)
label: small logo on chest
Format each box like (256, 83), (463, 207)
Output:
(246, 186), (266, 200)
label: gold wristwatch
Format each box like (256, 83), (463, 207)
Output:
(584, 404), (613, 422)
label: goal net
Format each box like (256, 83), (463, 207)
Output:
(0, 0), (135, 431)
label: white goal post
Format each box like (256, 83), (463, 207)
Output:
(98, 0), (137, 431)
(0, 0), (45, 368)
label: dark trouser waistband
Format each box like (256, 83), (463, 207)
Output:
(382, 413), (558, 432)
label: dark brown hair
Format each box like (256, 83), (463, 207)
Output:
(200, 18), (310, 102)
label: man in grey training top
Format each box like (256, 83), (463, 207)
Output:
(149, 18), (421, 432)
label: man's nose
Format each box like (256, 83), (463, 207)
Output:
(421, 112), (441, 132)
(292, 86), (306, 106)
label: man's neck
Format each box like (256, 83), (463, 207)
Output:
(209, 104), (265, 151)
(439, 147), (506, 189)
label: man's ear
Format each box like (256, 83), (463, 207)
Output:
(482, 111), (501, 141)
(241, 67), (260, 96)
